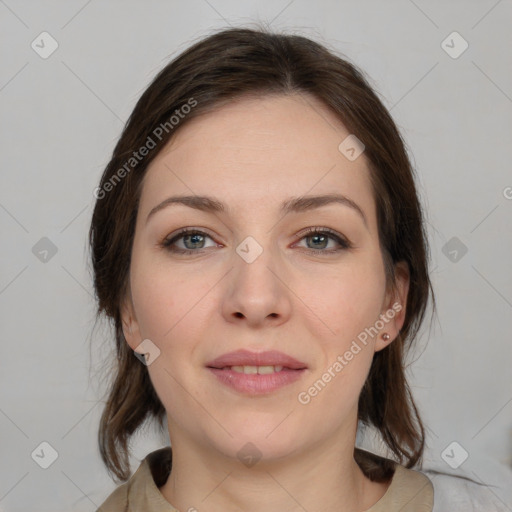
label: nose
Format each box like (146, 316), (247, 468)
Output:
(221, 241), (292, 328)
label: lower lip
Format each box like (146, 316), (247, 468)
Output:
(207, 367), (306, 394)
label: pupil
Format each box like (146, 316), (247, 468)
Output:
(186, 234), (203, 249)
(309, 234), (327, 249)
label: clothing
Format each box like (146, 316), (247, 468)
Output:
(422, 468), (512, 512)
(96, 447), (433, 511)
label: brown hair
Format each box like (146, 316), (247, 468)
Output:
(89, 25), (435, 483)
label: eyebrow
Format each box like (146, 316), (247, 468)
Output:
(146, 193), (368, 227)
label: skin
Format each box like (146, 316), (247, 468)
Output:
(121, 93), (409, 512)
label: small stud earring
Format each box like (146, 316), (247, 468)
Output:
(381, 333), (390, 341)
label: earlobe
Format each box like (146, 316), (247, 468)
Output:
(375, 261), (410, 352)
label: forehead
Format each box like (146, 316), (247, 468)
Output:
(139, 93), (376, 228)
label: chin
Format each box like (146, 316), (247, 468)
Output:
(209, 424), (302, 462)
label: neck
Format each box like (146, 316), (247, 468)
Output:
(159, 427), (390, 512)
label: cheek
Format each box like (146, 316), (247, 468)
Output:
(130, 252), (204, 340)
(129, 259), (210, 409)
(297, 270), (383, 416)
(131, 276), (175, 339)
(296, 254), (387, 342)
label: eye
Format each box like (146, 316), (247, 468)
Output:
(294, 227), (352, 254)
(160, 227), (352, 255)
(160, 228), (217, 254)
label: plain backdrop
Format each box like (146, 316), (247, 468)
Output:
(1, 1), (511, 510)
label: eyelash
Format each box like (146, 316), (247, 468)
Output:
(159, 227), (352, 255)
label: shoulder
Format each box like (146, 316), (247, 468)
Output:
(96, 447), (173, 512)
(96, 480), (129, 511)
(384, 464), (434, 511)
(356, 449), (433, 511)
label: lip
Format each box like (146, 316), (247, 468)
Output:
(206, 349), (308, 370)
(206, 349), (308, 395)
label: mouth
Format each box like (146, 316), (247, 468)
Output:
(215, 365), (287, 374)
(205, 350), (308, 395)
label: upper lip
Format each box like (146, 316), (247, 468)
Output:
(206, 349), (308, 370)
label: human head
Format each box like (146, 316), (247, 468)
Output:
(89, 25), (434, 482)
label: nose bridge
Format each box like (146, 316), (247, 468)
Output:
(233, 232), (282, 295)
(231, 208), (281, 275)
(222, 231), (291, 324)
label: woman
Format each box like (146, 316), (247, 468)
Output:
(91, 26), (436, 511)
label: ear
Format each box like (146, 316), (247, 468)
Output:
(120, 283), (142, 352)
(374, 261), (410, 352)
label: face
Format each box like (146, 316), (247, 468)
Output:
(121, 93), (409, 462)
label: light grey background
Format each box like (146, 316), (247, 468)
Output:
(1, 1), (511, 510)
